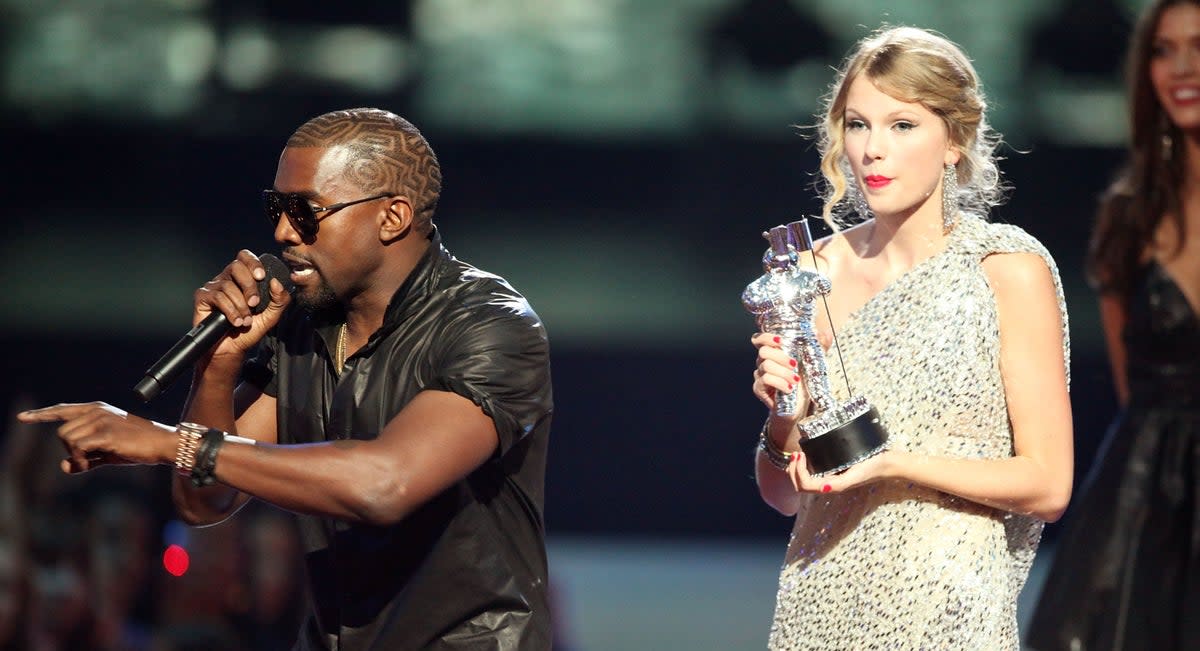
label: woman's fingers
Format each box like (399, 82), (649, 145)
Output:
(787, 449), (807, 491)
(750, 332), (783, 348)
(751, 369), (776, 408)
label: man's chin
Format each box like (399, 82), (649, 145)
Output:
(294, 285), (338, 313)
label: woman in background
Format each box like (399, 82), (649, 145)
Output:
(750, 25), (1073, 650)
(1027, 2), (1200, 649)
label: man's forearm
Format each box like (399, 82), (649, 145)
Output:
(172, 358), (248, 525)
(182, 357), (245, 432)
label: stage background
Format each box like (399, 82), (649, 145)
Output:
(2, 1), (1140, 648)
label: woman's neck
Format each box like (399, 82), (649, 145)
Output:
(858, 206), (948, 269)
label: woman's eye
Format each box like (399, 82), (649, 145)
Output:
(846, 119), (866, 131)
(893, 121), (914, 132)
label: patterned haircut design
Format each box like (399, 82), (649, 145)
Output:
(288, 108), (442, 235)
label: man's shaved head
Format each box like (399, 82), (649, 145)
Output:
(288, 108), (441, 234)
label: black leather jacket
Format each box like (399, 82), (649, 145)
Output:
(244, 231), (553, 650)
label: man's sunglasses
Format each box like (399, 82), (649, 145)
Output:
(262, 190), (391, 240)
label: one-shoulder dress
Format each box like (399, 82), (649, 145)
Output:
(768, 216), (1070, 651)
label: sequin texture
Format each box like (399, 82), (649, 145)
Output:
(767, 216), (1070, 650)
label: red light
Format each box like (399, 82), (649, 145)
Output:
(163, 544), (190, 576)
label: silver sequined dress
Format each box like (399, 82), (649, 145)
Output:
(768, 216), (1070, 650)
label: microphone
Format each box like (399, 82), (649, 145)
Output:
(133, 254), (294, 402)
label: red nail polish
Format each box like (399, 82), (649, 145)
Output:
(793, 374), (801, 382)
(821, 484), (832, 493)
(773, 336), (781, 344)
(789, 359), (797, 367)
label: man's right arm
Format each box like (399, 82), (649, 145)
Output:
(172, 363), (279, 526)
(171, 250), (289, 526)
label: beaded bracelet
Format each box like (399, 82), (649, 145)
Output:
(174, 422), (206, 475)
(757, 419), (797, 471)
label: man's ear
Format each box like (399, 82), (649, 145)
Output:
(381, 196), (414, 242)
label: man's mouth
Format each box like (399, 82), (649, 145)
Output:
(282, 254), (318, 281)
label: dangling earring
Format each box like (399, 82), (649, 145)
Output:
(1160, 112), (1174, 162)
(844, 159), (871, 221)
(942, 163), (958, 235)
(852, 187), (872, 220)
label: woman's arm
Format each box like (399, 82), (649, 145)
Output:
(751, 333), (811, 516)
(1097, 293), (1130, 406)
(756, 417), (806, 516)
(785, 252), (1074, 522)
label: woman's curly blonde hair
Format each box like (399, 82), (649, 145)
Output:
(814, 26), (1007, 230)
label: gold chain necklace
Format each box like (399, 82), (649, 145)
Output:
(334, 323), (347, 374)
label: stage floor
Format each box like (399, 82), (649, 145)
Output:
(547, 536), (1054, 650)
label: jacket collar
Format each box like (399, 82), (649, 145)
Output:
(379, 226), (451, 330)
(309, 226), (451, 359)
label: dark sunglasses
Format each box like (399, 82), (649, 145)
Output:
(262, 190), (391, 240)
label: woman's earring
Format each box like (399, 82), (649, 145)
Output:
(844, 159), (871, 221)
(853, 187), (872, 220)
(1160, 112), (1174, 162)
(942, 163), (958, 235)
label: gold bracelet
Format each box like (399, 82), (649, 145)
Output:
(757, 419), (797, 471)
(174, 422), (206, 475)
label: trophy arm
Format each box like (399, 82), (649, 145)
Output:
(791, 318), (836, 414)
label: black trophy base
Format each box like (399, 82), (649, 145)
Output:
(799, 406), (888, 477)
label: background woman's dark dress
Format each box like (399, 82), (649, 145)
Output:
(1028, 263), (1200, 651)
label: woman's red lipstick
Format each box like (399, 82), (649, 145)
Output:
(865, 175), (892, 189)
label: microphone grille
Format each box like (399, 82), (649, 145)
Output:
(254, 254), (296, 315)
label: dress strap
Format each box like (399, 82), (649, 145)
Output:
(948, 215), (1072, 386)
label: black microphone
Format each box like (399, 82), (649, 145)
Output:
(133, 254), (294, 402)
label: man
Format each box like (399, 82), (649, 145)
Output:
(18, 108), (554, 650)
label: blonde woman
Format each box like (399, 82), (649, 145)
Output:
(750, 26), (1073, 649)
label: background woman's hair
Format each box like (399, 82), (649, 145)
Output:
(1087, 0), (1197, 298)
(813, 26), (1006, 230)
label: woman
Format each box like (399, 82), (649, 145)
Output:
(751, 26), (1073, 650)
(1027, 2), (1200, 649)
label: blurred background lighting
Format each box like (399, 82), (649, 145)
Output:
(307, 27), (411, 92)
(162, 544), (190, 577)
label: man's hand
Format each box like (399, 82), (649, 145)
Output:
(194, 250), (292, 360)
(17, 402), (176, 474)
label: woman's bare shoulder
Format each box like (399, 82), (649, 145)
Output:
(808, 221), (869, 271)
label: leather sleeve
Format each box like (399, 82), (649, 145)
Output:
(433, 296), (553, 455)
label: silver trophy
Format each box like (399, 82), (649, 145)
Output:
(742, 219), (888, 476)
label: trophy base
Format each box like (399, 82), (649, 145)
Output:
(799, 402), (888, 477)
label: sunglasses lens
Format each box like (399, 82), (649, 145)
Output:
(263, 191), (282, 226)
(263, 191), (317, 238)
(284, 196), (317, 237)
